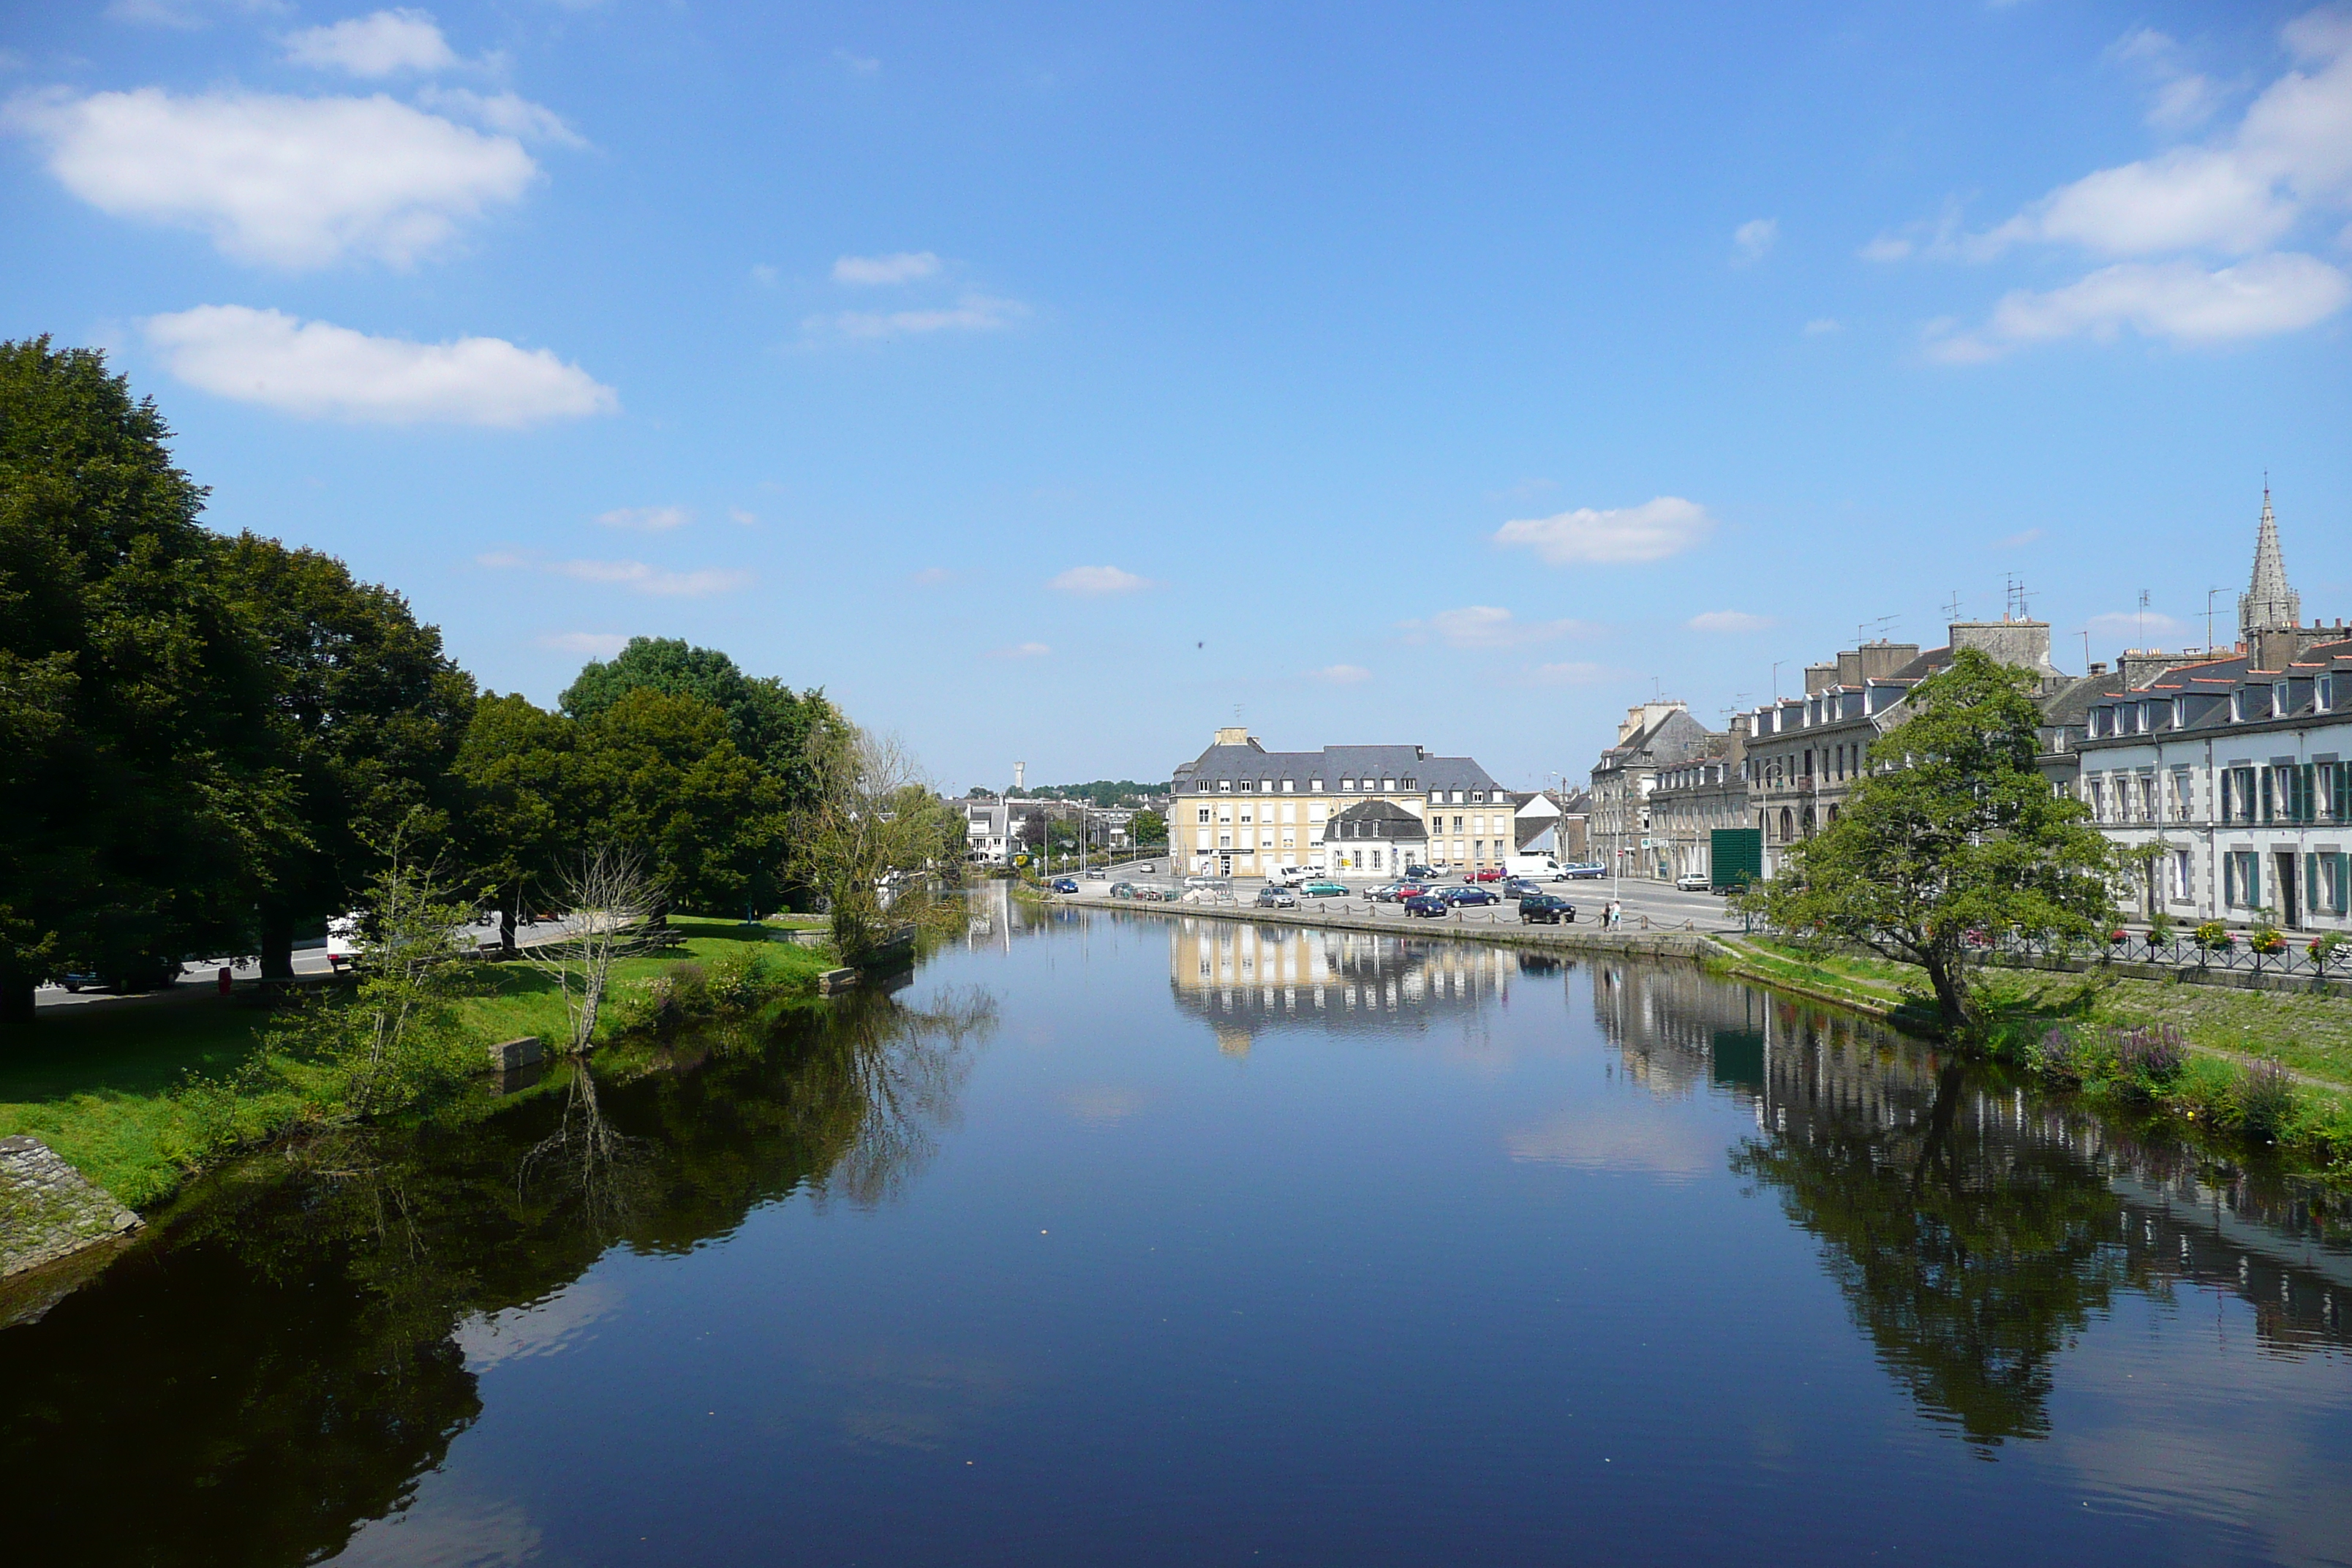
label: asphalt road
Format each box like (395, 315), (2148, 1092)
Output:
(31, 916), (581, 1011)
(1046, 862), (1744, 932)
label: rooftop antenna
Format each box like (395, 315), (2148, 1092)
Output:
(2204, 586), (2223, 652)
(2136, 588), (2150, 647)
(1771, 660), (1784, 701)
(1942, 590), (1964, 622)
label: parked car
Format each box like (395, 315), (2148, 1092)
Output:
(1404, 864), (1436, 881)
(1136, 864), (1156, 874)
(1109, 881), (1138, 899)
(1085, 866), (1109, 880)
(1254, 886), (1299, 909)
(1469, 866), (1507, 882)
(1403, 893), (1450, 918)
(58, 971), (102, 994)
(1299, 879), (1349, 899)
(1501, 877), (1545, 898)
(1561, 863), (1607, 880)
(1183, 874), (1229, 890)
(1050, 877), (1079, 893)
(1442, 886), (1500, 906)
(1367, 881), (1422, 902)
(1518, 893), (1576, 924)
(1675, 872), (1712, 892)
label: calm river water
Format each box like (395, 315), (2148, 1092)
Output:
(6, 887), (2351, 1567)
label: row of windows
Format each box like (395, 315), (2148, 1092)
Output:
(1193, 777), (1495, 802)
(2092, 675), (2344, 739)
(2083, 762), (2351, 827)
(2223, 850), (2352, 916)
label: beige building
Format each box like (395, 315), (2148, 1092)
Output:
(1169, 728), (1511, 879)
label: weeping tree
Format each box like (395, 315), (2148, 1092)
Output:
(1739, 648), (2115, 1033)
(791, 732), (963, 964)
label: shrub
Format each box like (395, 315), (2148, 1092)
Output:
(2146, 913), (2173, 946)
(2195, 921), (2233, 952)
(704, 946), (774, 1009)
(2035, 1025), (2084, 1082)
(2111, 1023), (2186, 1085)
(2228, 1058), (2298, 1140)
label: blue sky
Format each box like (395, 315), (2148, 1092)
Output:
(4, 1), (2348, 794)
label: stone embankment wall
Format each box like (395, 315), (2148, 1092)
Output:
(1, 1135), (141, 1279)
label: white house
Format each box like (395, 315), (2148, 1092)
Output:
(2073, 636), (2352, 932)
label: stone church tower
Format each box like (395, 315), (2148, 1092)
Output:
(2238, 488), (2300, 646)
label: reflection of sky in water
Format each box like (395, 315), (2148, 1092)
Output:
(40, 897), (2349, 1568)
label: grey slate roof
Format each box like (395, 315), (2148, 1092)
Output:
(1327, 799), (1429, 841)
(2076, 638), (2352, 753)
(1172, 742), (1502, 794)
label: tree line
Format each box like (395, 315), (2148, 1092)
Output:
(1, 337), (954, 1034)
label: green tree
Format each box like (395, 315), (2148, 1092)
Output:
(572, 687), (788, 916)
(219, 532), (477, 979)
(1130, 809), (1166, 847)
(0, 339), (295, 1030)
(1742, 648), (2114, 1032)
(452, 693), (577, 955)
(558, 636), (845, 813)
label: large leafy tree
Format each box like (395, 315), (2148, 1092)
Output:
(1744, 648), (2114, 1032)
(452, 693), (577, 955)
(559, 636), (845, 814)
(0, 339), (294, 1027)
(219, 532), (477, 979)
(570, 687), (788, 916)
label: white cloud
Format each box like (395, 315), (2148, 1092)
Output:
(2086, 610), (2190, 638)
(1048, 565), (1152, 595)
(833, 48), (881, 76)
(145, 306), (615, 426)
(1994, 527), (2044, 548)
(911, 566), (953, 585)
(806, 295), (1025, 338)
(1942, 14), (2352, 263)
(1402, 606), (1591, 649)
(282, 9), (456, 76)
(551, 559), (747, 597)
(832, 251), (941, 285)
(415, 86), (584, 148)
(748, 263), (778, 286)
(2110, 28), (2221, 131)
(1687, 611), (1774, 633)
(1860, 234), (1914, 262)
(9, 87), (537, 268)
(595, 505), (688, 532)
(1493, 497), (1715, 565)
(104, 0), (211, 28)
(990, 641), (1051, 659)
(727, 508), (758, 527)
(539, 631), (629, 657)
(1926, 252), (2351, 360)
(1524, 662), (1612, 686)
(1732, 216), (1779, 264)
(1310, 663), (1371, 685)
(1803, 317), (1842, 334)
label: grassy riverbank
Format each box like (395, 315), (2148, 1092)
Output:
(0, 918), (837, 1210)
(1708, 934), (2352, 1174)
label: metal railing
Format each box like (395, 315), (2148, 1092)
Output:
(1983, 927), (2351, 981)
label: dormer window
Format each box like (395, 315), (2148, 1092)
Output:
(1219, 779), (1232, 791)
(1338, 777), (1353, 791)
(1259, 779), (1273, 793)
(1281, 779), (1295, 791)
(1381, 777), (1394, 791)
(1310, 778), (1322, 792)
(2172, 696), (2185, 728)
(2274, 685), (2288, 718)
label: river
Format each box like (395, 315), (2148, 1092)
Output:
(4, 885), (2349, 1566)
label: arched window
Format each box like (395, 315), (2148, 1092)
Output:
(1778, 807), (1794, 841)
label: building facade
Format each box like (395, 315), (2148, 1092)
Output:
(1169, 728), (1509, 879)
(1588, 702), (1727, 881)
(2074, 638), (2352, 931)
(1322, 799), (1429, 876)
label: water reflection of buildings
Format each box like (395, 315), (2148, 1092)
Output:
(1161, 916), (1537, 1055)
(1597, 964), (2352, 1442)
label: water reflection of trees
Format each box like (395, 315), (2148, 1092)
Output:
(0, 984), (994, 1568)
(1599, 964), (2352, 1448)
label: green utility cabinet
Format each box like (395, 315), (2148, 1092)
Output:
(1710, 828), (1763, 893)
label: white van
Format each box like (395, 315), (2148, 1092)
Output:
(1267, 863), (1310, 887)
(1508, 853), (1564, 881)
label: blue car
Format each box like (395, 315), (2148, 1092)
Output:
(1050, 877), (1079, 893)
(1441, 886), (1499, 906)
(1403, 894), (1449, 918)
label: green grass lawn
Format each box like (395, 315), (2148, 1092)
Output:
(0, 916), (835, 1209)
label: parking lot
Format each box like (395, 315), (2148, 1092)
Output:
(1054, 860), (1744, 933)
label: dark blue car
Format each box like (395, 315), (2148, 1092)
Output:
(1050, 877), (1079, 893)
(1441, 886), (1499, 906)
(1403, 894), (1449, 918)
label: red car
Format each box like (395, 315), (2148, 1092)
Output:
(1469, 866), (1507, 882)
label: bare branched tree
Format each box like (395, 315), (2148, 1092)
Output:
(524, 846), (664, 1055)
(517, 1060), (646, 1240)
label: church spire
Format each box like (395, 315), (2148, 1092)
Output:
(2239, 486), (2299, 646)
